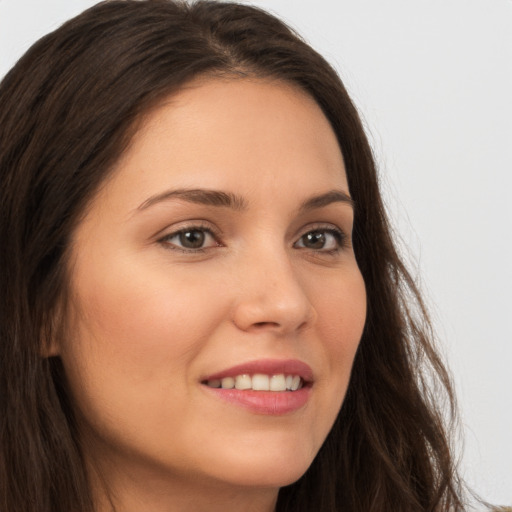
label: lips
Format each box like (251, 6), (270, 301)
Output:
(201, 359), (313, 415)
(202, 359), (314, 383)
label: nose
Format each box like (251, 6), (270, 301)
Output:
(231, 248), (317, 335)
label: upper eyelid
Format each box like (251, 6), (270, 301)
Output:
(297, 222), (343, 232)
(156, 221), (221, 239)
(294, 226), (346, 248)
(295, 223), (347, 239)
(158, 222), (344, 237)
(157, 226), (221, 253)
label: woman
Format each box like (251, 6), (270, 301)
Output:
(0, 1), (467, 510)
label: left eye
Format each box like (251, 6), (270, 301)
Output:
(160, 228), (218, 251)
(294, 229), (343, 251)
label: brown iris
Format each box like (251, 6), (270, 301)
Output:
(179, 230), (206, 249)
(301, 231), (326, 249)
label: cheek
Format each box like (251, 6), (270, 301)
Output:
(311, 267), (366, 397)
(323, 287), (366, 357)
(317, 263), (366, 336)
(61, 255), (231, 430)
(69, 258), (223, 372)
(59, 257), (235, 462)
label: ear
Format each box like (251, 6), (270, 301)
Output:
(39, 307), (63, 358)
(40, 326), (61, 358)
(41, 337), (60, 358)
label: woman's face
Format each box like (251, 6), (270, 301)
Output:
(56, 78), (366, 495)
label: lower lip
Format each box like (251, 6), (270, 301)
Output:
(203, 386), (311, 415)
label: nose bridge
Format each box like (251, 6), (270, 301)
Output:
(231, 237), (316, 334)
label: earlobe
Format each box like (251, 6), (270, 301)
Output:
(39, 325), (61, 357)
(40, 338), (60, 358)
(39, 308), (64, 358)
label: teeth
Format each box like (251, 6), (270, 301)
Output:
(207, 374), (304, 392)
(221, 377), (235, 389)
(235, 374), (251, 390)
(252, 374), (270, 391)
(270, 374), (286, 391)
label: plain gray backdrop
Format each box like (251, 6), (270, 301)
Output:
(1, 0), (511, 506)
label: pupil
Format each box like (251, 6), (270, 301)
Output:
(304, 231), (325, 249)
(179, 230), (205, 248)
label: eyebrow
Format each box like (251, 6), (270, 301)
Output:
(136, 187), (354, 212)
(299, 190), (354, 212)
(137, 188), (247, 211)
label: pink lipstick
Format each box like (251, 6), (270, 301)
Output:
(201, 359), (313, 415)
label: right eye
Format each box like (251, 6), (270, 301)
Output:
(159, 226), (220, 252)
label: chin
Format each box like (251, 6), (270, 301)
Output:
(207, 443), (316, 489)
(217, 465), (309, 490)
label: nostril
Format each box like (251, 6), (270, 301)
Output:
(253, 321), (280, 328)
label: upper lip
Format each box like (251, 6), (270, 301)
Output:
(202, 358), (314, 383)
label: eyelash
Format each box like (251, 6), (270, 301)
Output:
(158, 223), (220, 254)
(294, 227), (347, 255)
(157, 224), (348, 255)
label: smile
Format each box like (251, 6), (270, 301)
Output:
(201, 359), (313, 414)
(204, 374), (304, 391)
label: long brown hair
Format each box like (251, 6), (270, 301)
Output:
(0, 1), (466, 510)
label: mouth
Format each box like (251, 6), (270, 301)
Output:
(203, 373), (305, 391)
(200, 359), (313, 415)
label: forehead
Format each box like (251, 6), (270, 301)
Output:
(95, 77), (349, 213)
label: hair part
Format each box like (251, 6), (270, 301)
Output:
(0, 1), (466, 510)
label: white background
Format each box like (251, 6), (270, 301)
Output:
(1, 0), (510, 506)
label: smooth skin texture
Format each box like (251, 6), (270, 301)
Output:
(53, 78), (367, 512)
